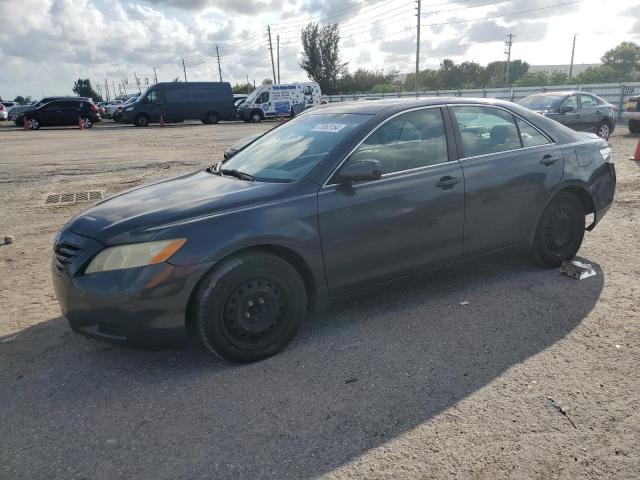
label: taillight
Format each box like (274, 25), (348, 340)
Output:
(88, 103), (97, 111)
(0, 105), (4, 111)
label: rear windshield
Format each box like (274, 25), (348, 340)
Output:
(518, 95), (564, 111)
(221, 113), (371, 182)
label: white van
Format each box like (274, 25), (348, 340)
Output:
(238, 82), (321, 122)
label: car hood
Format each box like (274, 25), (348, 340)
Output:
(66, 170), (291, 242)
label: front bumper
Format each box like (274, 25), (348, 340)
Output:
(622, 111), (640, 120)
(52, 231), (214, 348)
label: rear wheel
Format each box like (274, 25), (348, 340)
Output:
(532, 193), (585, 268)
(629, 119), (640, 134)
(596, 120), (611, 140)
(191, 252), (307, 363)
(204, 111), (219, 124)
(135, 114), (149, 127)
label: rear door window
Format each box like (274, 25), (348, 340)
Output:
(451, 106), (522, 157)
(579, 95), (598, 108)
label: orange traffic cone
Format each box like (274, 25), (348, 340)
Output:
(631, 138), (640, 162)
(23, 115), (28, 130)
(160, 114), (165, 127)
(78, 116), (84, 130)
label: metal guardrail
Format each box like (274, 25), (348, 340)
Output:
(323, 82), (640, 120)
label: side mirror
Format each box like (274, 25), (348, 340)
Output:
(336, 159), (382, 183)
(560, 104), (574, 113)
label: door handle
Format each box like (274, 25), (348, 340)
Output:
(435, 176), (460, 189)
(541, 154), (561, 166)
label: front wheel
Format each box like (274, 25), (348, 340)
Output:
(251, 111), (262, 123)
(135, 114), (149, 127)
(27, 118), (40, 130)
(531, 193), (585, 268)
(596, 120), (611, 140)
(80, 116), (93, 129)
(629, 119), (640, 134)
(191, 252), (307, 363)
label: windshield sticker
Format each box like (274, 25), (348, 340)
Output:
(311, 123), (347, 133)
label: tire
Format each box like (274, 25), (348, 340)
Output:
(251, 111), (262, 123)
(191, 252), (307, 363)
(27, 118), (40, 130)
(629, 119), (640, 134)
(135, 114), (149, 127)
(80, 117), (93, 129)
(596, 120), (611, 140)
(205, 111), (219, 124)
(531, 193), (585, 268)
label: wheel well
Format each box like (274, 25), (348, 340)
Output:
(207, 110), (219, 118)
(558, 185), (596, 230)
(185, 244), (318, 336)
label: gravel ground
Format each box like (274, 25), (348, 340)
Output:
(0, 120), (639, 479)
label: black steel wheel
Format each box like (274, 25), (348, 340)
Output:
(191, 252), (307, 362)
(629, 119), (640, 134)
(206, 111), (219, 124)
(135, 114), (149, 127)
(532, 193), (585, 268)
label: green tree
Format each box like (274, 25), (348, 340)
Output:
(232, 83), (254, 94)
(72, 78), (102, 101)
(574, 65), (619, 84)
(261, 78), (273, 85)
(548, 71), (569, 85)
(513, 70), (551, 87)
(300, 22), (343, 94)
(13, 96), (26, 105)
(601, 41), (640, 74)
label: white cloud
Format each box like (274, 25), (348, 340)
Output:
(0, 0), (637, 100)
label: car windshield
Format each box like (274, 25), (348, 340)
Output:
(245, 89), (260, 103)
(220, 113), (371, 182)
(234, 99), (246, 107)
(518, 95), (564, 110)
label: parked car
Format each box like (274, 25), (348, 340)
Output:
(103, 100), (124, 119)
(123, 82), (234, 127)
(239, 82), (321, 122)
(223, 132), (263, 159)
(53, 98), (616, 362)
(15, 98), (101, 129)
(518, 91), (616, 140)
(9, 97), (91, 122)
(622, 95), (640, 133)
(0, 103), (9, 120)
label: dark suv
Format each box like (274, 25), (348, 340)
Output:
(518, 91), (616, 140)
(14, 98), (101, 129)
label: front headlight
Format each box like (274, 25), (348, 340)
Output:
(85, 239), (186, 274)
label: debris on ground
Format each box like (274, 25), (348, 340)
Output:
(547, 396), (577, 429)
(459, 301), (470, 306)
(560, 260), (597, 280)
(3, 236), (14, 245)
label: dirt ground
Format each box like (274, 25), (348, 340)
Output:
(0, 119), (638, 480)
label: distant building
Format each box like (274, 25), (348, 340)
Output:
(529, 64), (601, 75)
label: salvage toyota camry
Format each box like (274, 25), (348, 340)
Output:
(53, 98), (616, 362)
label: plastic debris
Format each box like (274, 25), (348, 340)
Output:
(459, 301), (469, 306)
(560, 260), (597, 280)
(3, 236), (13, 245)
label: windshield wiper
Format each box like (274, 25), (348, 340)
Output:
(219, 168), (256, 181)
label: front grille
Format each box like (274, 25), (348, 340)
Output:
(54, 242), (84, 275)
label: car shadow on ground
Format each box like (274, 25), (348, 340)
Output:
(0, 255), (604, 479)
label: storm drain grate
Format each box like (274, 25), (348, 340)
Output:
(42, 190), (104, 206)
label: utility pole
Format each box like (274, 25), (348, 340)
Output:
(569, 34), (577, 79)
(504, 33), (515, 86)
(267, 25), (276, 84)
(112, 80), (117, 98)
(277, 35), (280, 84)
(415, 0), (421, 97)
(182, 58), (188, 82)
(153, 67), (158, 84)
(104, 79), (110, 101)
(216, 45), (222, 82)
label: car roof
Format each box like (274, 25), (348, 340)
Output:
(307, 97), (529, 115)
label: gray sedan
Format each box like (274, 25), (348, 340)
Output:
(53, 98), (616, 362)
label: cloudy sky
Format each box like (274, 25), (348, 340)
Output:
(0, 0), (638, 100)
